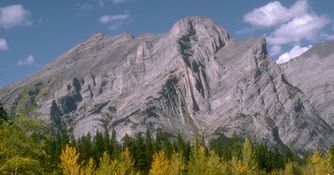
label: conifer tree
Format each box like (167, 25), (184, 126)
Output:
(60, 145), (81, 175)
(96, 148), (136, 175)
(206, 151), (229, 175)
(81, 158), (96, 175)
(93, 131), (105, 163)
(188, 145), (207, 175)
(0, 103), (8, 125)
(230, 138), (258, 175)
(149, 150), (183, 175)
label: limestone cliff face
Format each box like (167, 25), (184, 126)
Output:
(1, 17), (334, 151)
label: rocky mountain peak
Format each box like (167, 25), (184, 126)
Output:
(169, 16), (229, 54)
(88, 32), (108, 41)
(1, 17), (334, 152)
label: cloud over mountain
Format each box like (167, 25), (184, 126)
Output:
(243, 0), (330, 64)
(0, 4), (31, 29)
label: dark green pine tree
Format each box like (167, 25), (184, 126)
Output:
(93, 131), (105, 164)
(155, 129), (173, 156)
(255, 143), (271, 172)
(103, 129), (110, 155)
(222, 134), (242, 160)
(77, 133), (93, 163)
(0, 103), (9, 125)
(133, 132), (149, 173)
(144, 129), (154, 169)
(110, 129), (120, 157)
(44, 133), (62, 173)
(60, 127), (70, 149)
(175, 133), (191, 161)
(122, 133), (135, 156)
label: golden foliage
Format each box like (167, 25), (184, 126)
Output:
(283, 161), (303, 175)
(230, 138), (258, 175)
(81, 158), (96, 175)
(60, 145), (81, 175)
(95, 148), (136, 175)
(188, 145), (229, 175)
(149, 150), (183, 175)
(307, 150), (334, 175)
(206, 151), (229, 175)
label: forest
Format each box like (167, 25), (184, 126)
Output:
(1, 103), (334, 175)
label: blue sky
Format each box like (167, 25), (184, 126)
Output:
(1, 0), (334, 87)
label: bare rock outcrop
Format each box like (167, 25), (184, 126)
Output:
(1, 17), (334, 152)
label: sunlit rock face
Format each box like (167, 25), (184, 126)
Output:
(1, 16), (334, 152)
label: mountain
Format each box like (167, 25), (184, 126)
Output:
(1, 16), (334, 152)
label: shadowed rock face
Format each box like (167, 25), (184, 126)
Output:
(1, 16), (334, 151)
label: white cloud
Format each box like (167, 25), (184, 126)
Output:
(243, 0), (330, 60)
(18, 55), (35, 66)
(99, 11), (130, 24)
(0, 4), (31, 29)
(99, 11), (131, 31)
(244, 0), (308, 27)
(110, 0), (132, 4)
(276, 45), (312, 64)
(270, 45), (282, 56)
(0, 38), (8, 51)
(108, 19), (131, 31)
(267, 14), (329, 45)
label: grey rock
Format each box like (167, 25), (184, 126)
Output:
(1, 16), (334, 152)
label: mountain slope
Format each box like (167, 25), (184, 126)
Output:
(1, 17), (334, 151)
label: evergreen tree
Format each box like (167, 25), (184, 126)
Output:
(145, 128), (154, 169)
(78, 133), (93, 163)
(93, 131), (105, 164)
(110, 129), (120, 157)
(175, 134), (191, 161)
(0, 103), (8, 125)
(222, 134), (242, 160)
(133, 132), (149, 173)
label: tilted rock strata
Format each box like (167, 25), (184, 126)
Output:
(1, 17), (334, 151)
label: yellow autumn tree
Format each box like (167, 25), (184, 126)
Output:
(95, 152), (112, 175)
(60, 145), (81, 175)
(188, 145), (207, 175)
(283, 161), (303, 175)
(169, 151), (184, 175)
(230, 138), (258, 175)
(150, 150), (170, 175)
(96, 148), (136, 175)
(307, 150), (334, 175)
(325, 150), (334, 174)
(81, 158), (96, 175)
(117, 148), (136, 175)
(149, 150), (183, 175)
(206, 151), (229, 175)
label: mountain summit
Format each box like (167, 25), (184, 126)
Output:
(1, 16), (334, 151)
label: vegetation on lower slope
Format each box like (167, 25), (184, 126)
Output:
(1, 103), (334, 174)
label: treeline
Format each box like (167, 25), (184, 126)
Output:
(1, 104), (334, 174)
